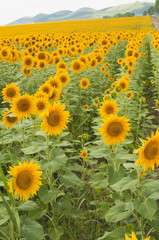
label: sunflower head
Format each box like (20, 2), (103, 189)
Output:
(8, 160), (42, 201)
(99, 100), (118, 118)
(22, 55), (35, 69)
(71, 59), (83, 73)
(80, 150), (88, 159)
(2, 109), (20, 128)
(80, 77), (90, 89)
(99, 115), (131, 145)
(40, 101), (70, 136)
(135, 130), (159, 171)
(2, 83), (20, 102)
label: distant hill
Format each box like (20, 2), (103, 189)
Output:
(7, 1), (155, 25)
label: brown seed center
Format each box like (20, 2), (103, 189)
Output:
(16, 171), (33, 190)
(6, 88), (16, 98)
(17, 99), (30, 112)
(144, 141), (159, 160)
(47, 111), (60, 126)
(107, 122), (123, 137)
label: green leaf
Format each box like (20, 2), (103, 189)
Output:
(58, 170), (81, 187)
(108, 166), (125, 185)
(22, 143), (47, 154)
(89, 172), (108, 189)
(133, 198), (157, 221)
(20, 216), (44, 240)
(41, 148), (67, 173)
(0, 205), (9, 225)
(38, 186), (64, 204)
(16, 201), (40, 211)
(149, 210), (159, 231)
(97, 227), (126, 240)
(105, 201), (133, 222)
(111, 177), (138, 192)
(89, 147), (107, 158)
(48, 226), (64, 240)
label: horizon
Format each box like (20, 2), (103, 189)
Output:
(0, 0), (155, 26)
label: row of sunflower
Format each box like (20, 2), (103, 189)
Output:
(0, 16), (158, 240)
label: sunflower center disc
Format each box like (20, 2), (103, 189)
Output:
(144, 141), (159, 160)
(25, 59), (31, 66)
(82, 81), (87, 86)
(17, 99), (30, 112)
(16, 171), (33, 190)
(7, 115), (17, 123)
(106, 107), (113, 114)
(107, 122), (123, 137)
(47, 111), (60, 126)
(6, 88), (16, 98)
(37, 102), (45, 110)
(61, 76), (66, 83)
(43, 87), (49, 94)
(74, 63), (80, 70)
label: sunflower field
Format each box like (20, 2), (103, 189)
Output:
(0, 16), (159, 240)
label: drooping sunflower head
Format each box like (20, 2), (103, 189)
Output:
(2, 83), (20, 102)
(8, 160), (42, 201)
(135, 129), (159, 171)
(99, 115), (131, 145)
(2, 109), (20, 128)
(99, 99), (118, 118)
(40, 101), (70, 136)
(11, 93), (35, 119)
(80, 77), (90, 89)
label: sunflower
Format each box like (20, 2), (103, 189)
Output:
(105, 89), (111, 95)
(47, 76), (62, 92)
(99, 100), (118, 118)
(58, 72), (70, 86)
(126, 91), (134, 99)
(36, 51), (47, 60)
(135, 129), (159, 171)
(99, 115), (131, 145)
(80, 78), (90, 89)
(56, 61), (68, 71)
(2, 83), (20, 102)
(40, 102), (70, 136)
(80, 150), (88, 159)
(117, 77), (129, 92)
(101, 66), (105, 72)
(71, 59), (83, 73)
(38, 82), (53, 97)
(21, 67), (33, 77)
(49, 87), (60, 101)
(34, 91), (49, 100)
(11, 93), (35, 119)
(8, 160), (42, 201)
(125, 232), (150, 240)
(37, 60), (47, 70)
(22, 55), (35, 69)
(0, 47), (10, 61)
(34, 97), (50, 115)
(90, 58), (97, 68)
(2, 109), (20, 128)
(84, 104), (89, 110)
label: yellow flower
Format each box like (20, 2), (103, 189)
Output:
(80, 150), (88, 159)
(2, 109), (20, 128)
(8, 160), (42, 201)
(135, 129), (159, 171)
(84, 104), (89, 110)
(11, 93), (35, 119)
(126, 91), (134, 99)
(40, 102), (69, 136)
(80, 78), (90, 89)
(34, 97), (50, 115)
(125, 232), (150, 240)
(99, 115), (131, 145)
(71, 59), (83, 73)
(2, 83), (20, 102)
(99, 99), (118, 118)
(22, 55), (35, 69)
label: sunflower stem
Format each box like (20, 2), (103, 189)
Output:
(21, 120), (25, 148)
(46, 134), (50, 161)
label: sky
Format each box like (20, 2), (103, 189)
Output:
(0, 0), (155, 26)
